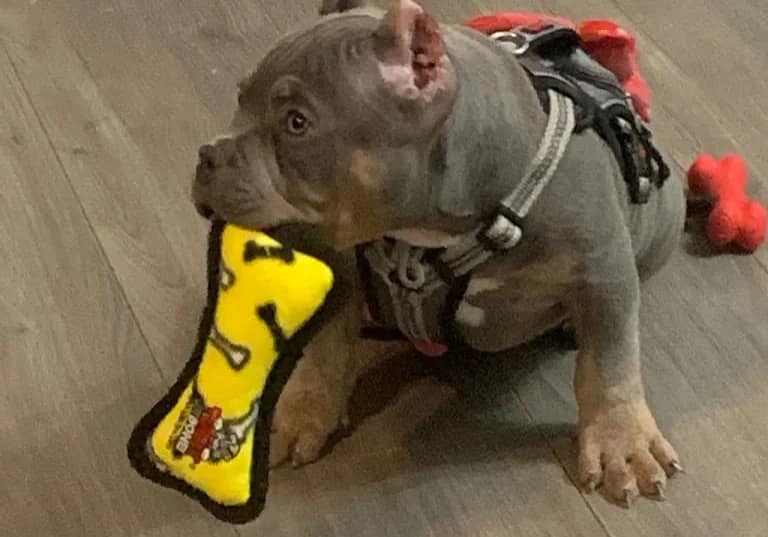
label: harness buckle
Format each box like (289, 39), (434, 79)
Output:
(634, 176), (652, 204)
(481, 207), (525, 250)
(391, 264), (426, 291)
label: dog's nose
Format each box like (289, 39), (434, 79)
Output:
(197, 138), (238, 170)
(198, 144), (217, 170)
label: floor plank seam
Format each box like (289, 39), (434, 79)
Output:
(755, 255), (768, 275)
(0, 38), (166, 382)
(256, 0), (285, 34)
(510, 388), (618, 537)
(586, 0), (747, 149)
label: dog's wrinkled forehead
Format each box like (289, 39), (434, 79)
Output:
(237, 15), (378, 116)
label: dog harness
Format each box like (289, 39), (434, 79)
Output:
(357, 21), (670, 354)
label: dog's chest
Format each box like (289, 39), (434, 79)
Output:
(359, 227), (576, 349)
(454, 255), (575, 349)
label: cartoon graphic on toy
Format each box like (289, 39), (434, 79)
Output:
(209, 324), (251, 370)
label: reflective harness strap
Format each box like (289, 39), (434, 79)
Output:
(439, 89), (576, 279)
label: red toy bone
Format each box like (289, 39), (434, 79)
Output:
(465, 13), (652, 122)
(687, 153), (767, 252)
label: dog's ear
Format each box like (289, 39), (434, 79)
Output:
(373, 0), (453, 101)
(318, 0), (365, 16)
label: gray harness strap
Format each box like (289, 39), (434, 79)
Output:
(439, 89), (576, 278)
(363, 89), (576, 343)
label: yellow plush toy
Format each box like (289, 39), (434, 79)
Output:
(128, 221), (339, 524)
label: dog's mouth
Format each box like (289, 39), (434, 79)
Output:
(195, 202), (215, 220)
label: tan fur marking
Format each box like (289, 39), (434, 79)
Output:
(349, 149), (383, 191)
(332, 149), (390, 247)
(510, 255), (577, 283)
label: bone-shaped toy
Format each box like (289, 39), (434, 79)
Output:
(687, 153), (767, 252)
(127, 222), (341, 524)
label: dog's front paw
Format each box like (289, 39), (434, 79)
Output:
(269, 366), (349, 468)
(577, 399), (683, 506)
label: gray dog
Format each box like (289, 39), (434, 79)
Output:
(192, 0), (687, 506)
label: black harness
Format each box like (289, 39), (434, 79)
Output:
(496, 23), (669, 202)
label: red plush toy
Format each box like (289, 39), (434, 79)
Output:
(579, 19), (651, 123)
(687, 154), (767, 252)
(465, 13), (652, 122)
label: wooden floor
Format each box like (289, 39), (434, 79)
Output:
(2, 0), (768, 535)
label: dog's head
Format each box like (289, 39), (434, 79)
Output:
(192, 0), (457, 248)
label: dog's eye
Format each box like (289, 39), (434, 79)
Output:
(285, 110), (309, 136)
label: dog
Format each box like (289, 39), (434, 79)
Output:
(191, 0), (687, 505)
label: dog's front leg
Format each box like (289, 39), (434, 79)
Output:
(268, 298), (357, 468)
(269, 286), (407, 468)
(570, 252), (682, 505)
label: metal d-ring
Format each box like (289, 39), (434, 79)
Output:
(490, 31), (530, 56)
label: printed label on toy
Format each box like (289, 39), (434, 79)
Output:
(169, 386), (259, 467)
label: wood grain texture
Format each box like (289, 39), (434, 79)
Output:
(2, 0), (768, 535)
(0, 41), (240, 537)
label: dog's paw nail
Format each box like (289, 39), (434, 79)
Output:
(339, 413), (351, 431)
(670, 461), (685, 476)
(652, 481), (666, 501)
(582, 474), (600, 493)
(623, 489), (635, 509)
(291, 447), (306, 468)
